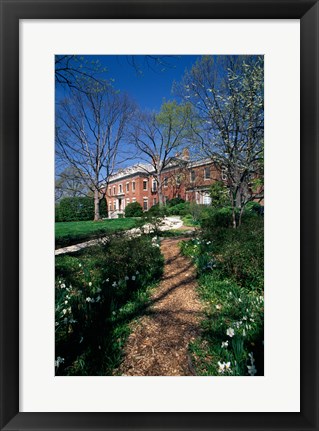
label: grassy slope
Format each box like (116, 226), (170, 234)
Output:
(55, 218), (140, 248)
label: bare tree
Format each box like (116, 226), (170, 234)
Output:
(55, 55), (108, 94)
(56, 86), (134, 220)
(55, 55), (179, 94)
(176, 55), (264, 227)
(55, 166), (90, 202)
(130, 101), (191, 205)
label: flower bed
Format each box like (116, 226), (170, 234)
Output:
(180, 215), (264, 376)
(55, 234), (164, 375)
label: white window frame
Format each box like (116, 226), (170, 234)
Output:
(143, 198), (148, 211)
(152, 179), (157, 192)
(204, 167), (211, 180)
(203, 192), (212, 205)
(132, 181), (136, 192)
(143, 180), (148, 191)
(119, 184), (122, 193)
(221, 166), (227, 181)
(126, 182), (130, 192)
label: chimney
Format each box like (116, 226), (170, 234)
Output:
(182, 148), (190, 160)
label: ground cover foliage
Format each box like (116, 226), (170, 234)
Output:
(181, 204), (264, 376)
(55, 234), (164, 375)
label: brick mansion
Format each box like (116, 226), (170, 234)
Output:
(106, 150), (227, 219)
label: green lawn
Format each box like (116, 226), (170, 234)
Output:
(55, 218), (140, 248)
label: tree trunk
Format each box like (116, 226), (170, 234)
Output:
(232, 208), (237, 229)
(238, 206), (244, 227)
(94, 190), (100, 221)
(157, 175), (164, 206)
(230, 190), (237, 229)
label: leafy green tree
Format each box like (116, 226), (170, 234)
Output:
(210, 181), (230, 209)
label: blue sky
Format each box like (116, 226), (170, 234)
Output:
(56, 55), (201, 110)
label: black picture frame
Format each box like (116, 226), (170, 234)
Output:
(1, 1), (318, 430)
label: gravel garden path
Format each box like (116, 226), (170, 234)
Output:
(118, 237), (204, 376)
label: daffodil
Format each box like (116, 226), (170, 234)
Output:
(226, 327), (235, 337)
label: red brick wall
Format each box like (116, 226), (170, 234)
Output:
(105, 161), (223, 217)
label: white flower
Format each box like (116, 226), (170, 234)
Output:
(86, 297), (92, 302)
(64, 300), (68, 304)
(247, 364), (257, 376)
(125, 276), (129, 281)
(78, 263), (82, 268)
(132, 276), (136, 281)
(55, 356), (65, 367)
(62, 309), (67, 315)
(55, 322), (59, 326)
(221, 341), (228, 348)
(136, 271), (139, 275)
(226, 327), (235, 338)
(106, 278), (109, 282)
(58, 280), (62, 284)
(242, 329), (246, 336)
(248, 352), (255, 364)
(61, 283), (66, 289)
(238, 298), (242, 302)
(112, 311), (116, 315)
(218, 361), (225, 373)
(88, 282), (92, 287)
(206, 241), (211, 245)
(215, 304), (222, 310)
(218, 361), (231, 374)
(112, 282), (117, 287)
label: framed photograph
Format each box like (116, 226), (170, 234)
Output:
(1, 0), (318, 430)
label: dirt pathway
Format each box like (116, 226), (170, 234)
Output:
(118, 237), (204, 376)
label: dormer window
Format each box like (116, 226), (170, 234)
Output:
(221, 166), (227, 181)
